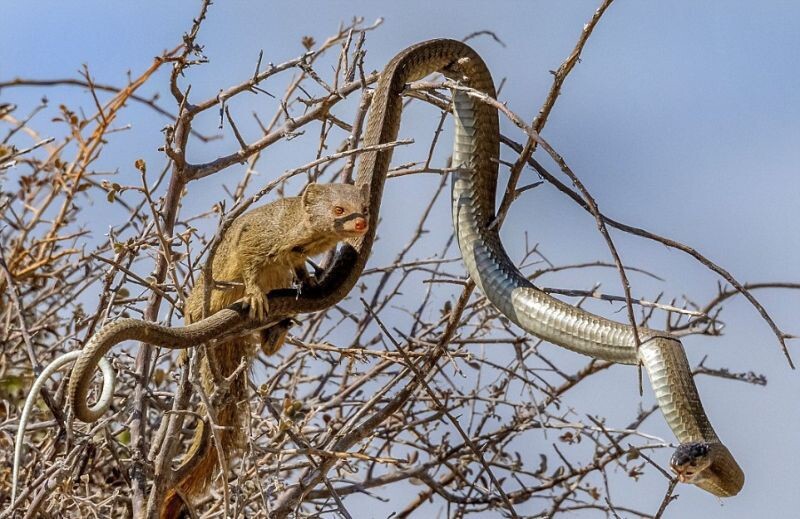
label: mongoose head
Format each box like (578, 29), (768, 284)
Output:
(301, 183), (369, 238)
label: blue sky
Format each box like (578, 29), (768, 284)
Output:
(3, 1), (798, 517)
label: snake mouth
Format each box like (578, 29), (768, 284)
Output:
(671, 462), (701, 484)
(672, 467), (691, 483)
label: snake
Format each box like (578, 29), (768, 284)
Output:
(9, 351), (114, 505)
(11, 39), (743, 501)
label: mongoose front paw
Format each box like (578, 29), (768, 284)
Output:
(243, 291), (268, 320)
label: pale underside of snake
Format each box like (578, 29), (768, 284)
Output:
(11, 39), (743, 506)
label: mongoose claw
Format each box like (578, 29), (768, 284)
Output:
(243, 291), (268, 321)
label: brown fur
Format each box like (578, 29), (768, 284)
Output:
(161, 183), (368, 518)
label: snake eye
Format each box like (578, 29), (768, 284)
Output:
(333, 206), (345, 216)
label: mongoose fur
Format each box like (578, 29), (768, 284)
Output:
(161, 182), (368, 518)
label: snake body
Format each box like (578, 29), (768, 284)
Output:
(10, 351), (114, 504)
(69, 310), (249, 422)
(447, 51), (743, 495)
(14, 39), (741, 499)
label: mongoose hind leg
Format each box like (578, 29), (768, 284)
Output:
(260, 318), (296, 355)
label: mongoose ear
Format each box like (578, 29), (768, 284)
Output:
(359, 183), (370, 204)
(301, 183), (323, 209)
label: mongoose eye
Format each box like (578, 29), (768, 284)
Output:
(333, 206), (345, 216)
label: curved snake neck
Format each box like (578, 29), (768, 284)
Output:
(58, 39), (742, 497)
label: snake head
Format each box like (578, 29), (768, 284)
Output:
(670, 442), (712, 483)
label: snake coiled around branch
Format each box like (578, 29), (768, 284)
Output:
(19, 39), (742, 498)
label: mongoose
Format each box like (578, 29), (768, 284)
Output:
(161, 182), (369, 518)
